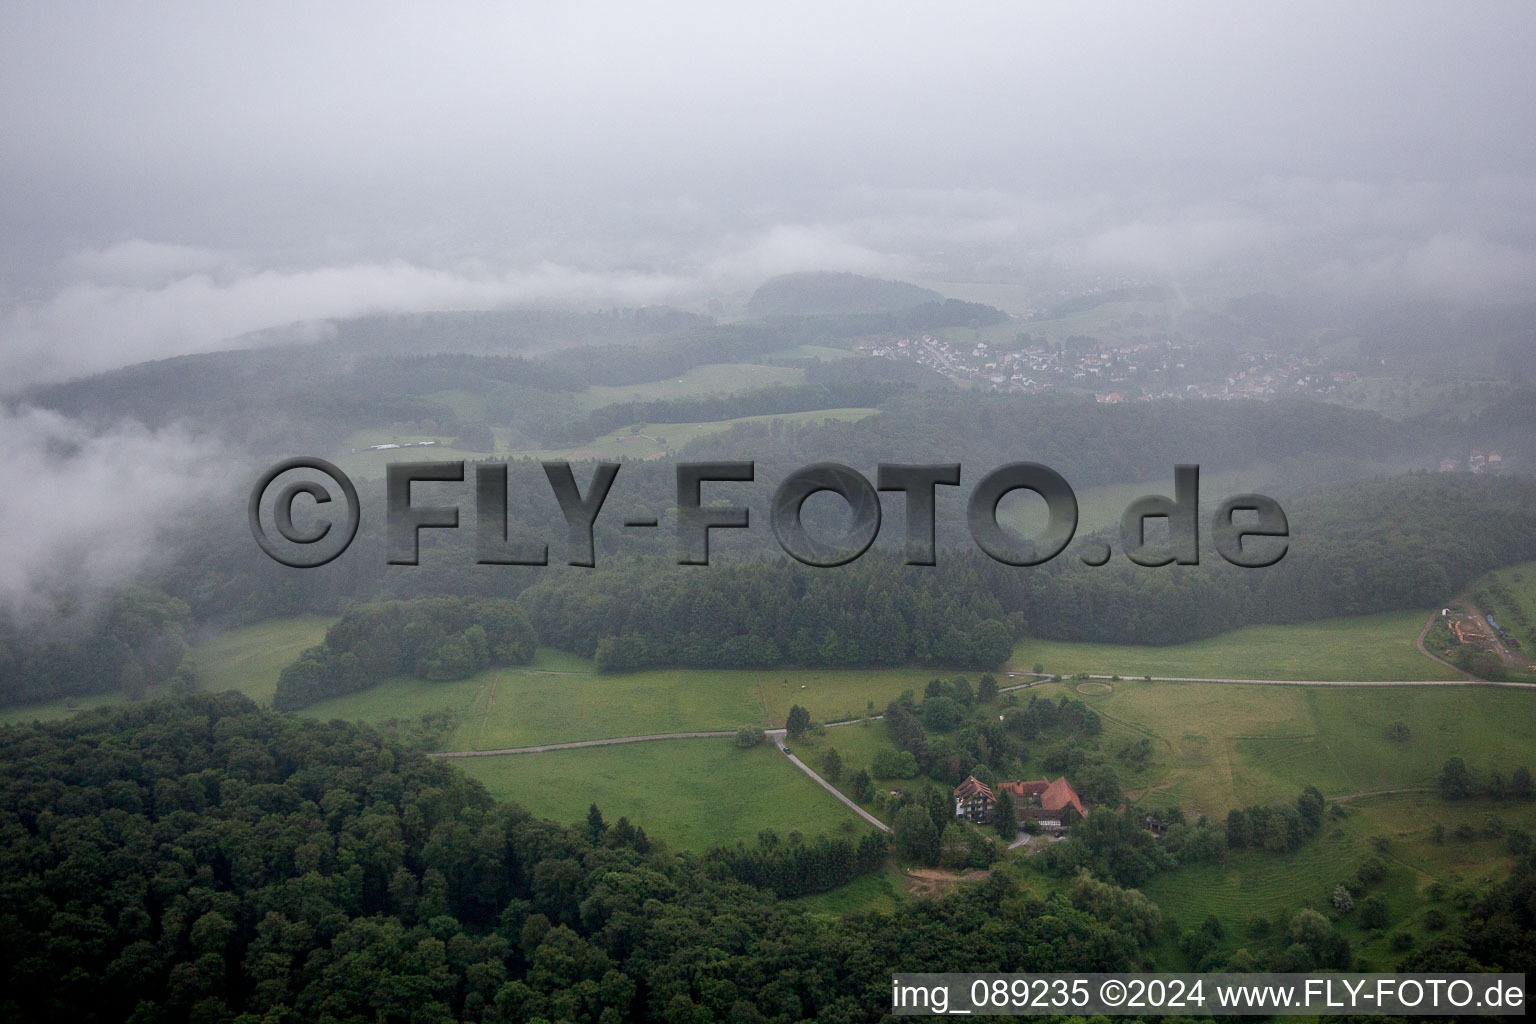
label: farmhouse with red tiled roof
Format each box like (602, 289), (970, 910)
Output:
(953, 774), (1088, 829)
(953, 775), (995, 823)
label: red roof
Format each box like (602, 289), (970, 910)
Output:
(953, 776), (994, 802)
(1041, 776), (1086, 818)
(999, 779), (1048, 798)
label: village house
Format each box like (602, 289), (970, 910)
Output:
(953, 774), (1087, 829)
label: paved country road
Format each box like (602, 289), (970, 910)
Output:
(768, 729), (891, 833)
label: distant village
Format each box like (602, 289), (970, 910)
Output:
(1438, 449), (1504, 473)
(858, 334), (1357, 403)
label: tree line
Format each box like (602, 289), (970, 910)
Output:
(706, 829), (889, 899)
(272, 597), (537, 711)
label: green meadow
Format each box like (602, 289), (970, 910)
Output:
(303, 656), (971, 751)
(572, 362), (806, 411)
(1035, 678), (1536, 817)
(184, 615), (333, 705)
(1008, 610), (1447, 681)
(498, 406), (878, 462)
(1138, 792), (1536, 968)
(456, 737), (873, 853)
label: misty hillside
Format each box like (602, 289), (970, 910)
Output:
(746, 271), (944, 316)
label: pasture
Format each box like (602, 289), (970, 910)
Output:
(499, 406), (878, 462)
(457, 737), (874, 853)
(184, 615), (333, 705)
(1140, 792), (1536, 968)
(1031, 677), (1536, 817)
(572, 363), (806, 411)
(301, 655), (968, 751)
(1008, 610), (1447, 681)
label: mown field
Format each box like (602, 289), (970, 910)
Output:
(1008, 610), (1447, 681)
(456, 737), (874, 853)
(183, 615), (333, 705)
(303, 656), (971, 751)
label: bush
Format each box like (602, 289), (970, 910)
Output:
(872, 748), (919, 779)
(1331, 885), (1354, 912)
(734, 726), (766, 748)
(1424, 908), (1447, 930)
(921, 696), (963, 731)
(1358, 895), (1389, 930)
(1356, 856), (1388, 887)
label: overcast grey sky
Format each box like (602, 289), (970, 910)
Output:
(2, 0), (1535, 384)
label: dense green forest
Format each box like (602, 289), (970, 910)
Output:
(516, 473), (1536, 670)
(743, 271), (942, 316)
(3, 467), (1533, 707)
(2, 694), (1528, 1024)
(8, 349), (1536, 708)
(0, 587), (197, 706)
(273, 598), (538, 711)
(0, 694), (1167, 1023)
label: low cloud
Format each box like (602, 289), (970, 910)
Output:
(65, 240), (233, 287)
(0, 256), (693, 389)
(0, 406), (229, 617)
(702, 223), (911, 282)
(7, 173), (1536, 392)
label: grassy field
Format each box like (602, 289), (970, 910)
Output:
(763, 344), (857, 362)
(791, 863), (908, 918)
(1139, 793), (1536, 968)
(1022, 677), (1536, 816)
(572, 363), (805, 411)
(183, 616), (333, 705)
(301, 654), (967, 751)
(1009, 610), (1447, 681)
(0, 690), (122, 726)
(457, 737), (874, 852)
(498, 407), (878, 462)
(0, 616), (333, 725)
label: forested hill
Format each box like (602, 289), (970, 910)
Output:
(0, 694), (1155, 1022)
(746, 271), (942, 316)
(681, 391), (1414, 486)
(518, 472), (1536, 670)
